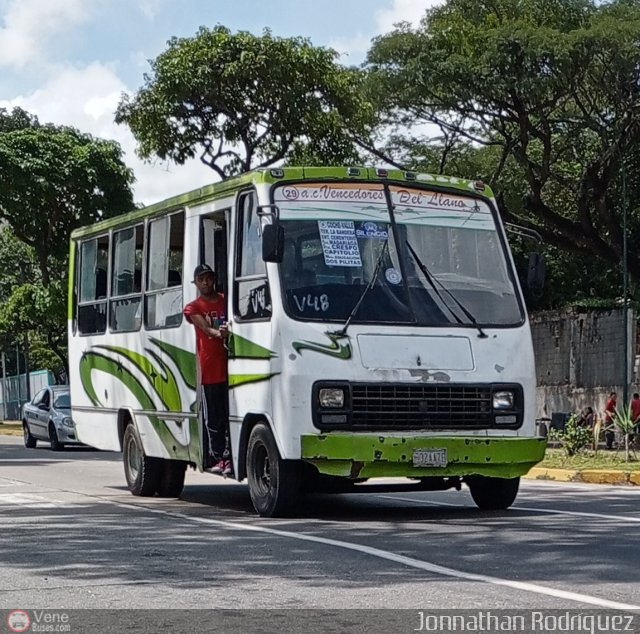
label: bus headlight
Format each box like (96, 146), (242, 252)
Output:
(318, 388), (345, 408)
(493, 390), (515, 410)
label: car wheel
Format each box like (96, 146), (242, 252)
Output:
(246, 422), (301, 517)
(23, 422), (37, 448)
(48, 423), (63, 451)
(122, 424), (161, 496)
(156, 460), (187, 497)
(466, 475), (520, 510)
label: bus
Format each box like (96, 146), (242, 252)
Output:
(68, 166), (546, 517)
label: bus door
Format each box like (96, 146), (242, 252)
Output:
(197, 212), (229, 465)
(144, 211), (191, 462)
(227, 190), (275, 464)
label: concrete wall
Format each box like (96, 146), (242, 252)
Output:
(531, 308), (636, 421)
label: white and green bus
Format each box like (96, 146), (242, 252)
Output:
(68, 166), (546, 517)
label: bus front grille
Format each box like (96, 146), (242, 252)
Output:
(350, 383), (493, 430)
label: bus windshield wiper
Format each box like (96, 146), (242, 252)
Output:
(406, 241), (488, 339)
(332, 240), (389, 338)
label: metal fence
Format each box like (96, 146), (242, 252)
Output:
(0, 369), (55, 420)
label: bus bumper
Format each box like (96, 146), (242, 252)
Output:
(300, 434), (547, 479)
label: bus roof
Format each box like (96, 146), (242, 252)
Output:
(70, 166), (494, 240)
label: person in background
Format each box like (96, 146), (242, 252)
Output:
(576, 406), (594, 428)
(184, 264), (232, 476)
(631, 393), (640, 442)
(603, 391), (617, 450)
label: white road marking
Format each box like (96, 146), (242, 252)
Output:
(0, 493), (61, 508)
(101, 496), (639, 611)
(376, 494), (640, 524)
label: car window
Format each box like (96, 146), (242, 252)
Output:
(53, 392), (71, 409)
(31, 390), (46, 406)
(41, 391), (51, 408)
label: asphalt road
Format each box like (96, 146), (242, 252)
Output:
(1, 435), (639, 630)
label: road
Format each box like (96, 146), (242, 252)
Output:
(0, 435), (639, 628)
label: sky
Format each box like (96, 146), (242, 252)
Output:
(0, 0), (439, 206)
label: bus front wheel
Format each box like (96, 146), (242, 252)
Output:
(123, 424), (161, 497)
(466, 475), (520, 510)
(246, 423), (300, 517)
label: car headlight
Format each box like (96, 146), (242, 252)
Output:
(318, 387), (345, 408)
(493, 390), (515, 410)
(62, 417), (74, 428)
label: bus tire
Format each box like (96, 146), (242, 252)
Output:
(156, 460), (187, 497)
(467, 475), (520, 510)
(246, 423), (300, 517)
(23, 422), (37, 448)
(123, 424), (161, 497)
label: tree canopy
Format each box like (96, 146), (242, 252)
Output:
(116, 25), (372, 178)
(0, 107), (135, 375)
(367, 0), (640, 283)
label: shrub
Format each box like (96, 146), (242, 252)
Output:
(549, 415), (593, 457)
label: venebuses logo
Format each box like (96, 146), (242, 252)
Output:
(7, 610), (31, 633)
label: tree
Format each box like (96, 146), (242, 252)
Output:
(0, 114), (135, 285)
(116, 25), (373, 179)
(0, 107), (135, 374)
(366, 0), (640, 282)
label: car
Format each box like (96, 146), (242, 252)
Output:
(22, 386), (80, 450)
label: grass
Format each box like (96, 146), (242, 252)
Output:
(539, 447), (640, 471)
(0, 422), (22, 437)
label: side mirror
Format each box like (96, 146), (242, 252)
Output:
(38, 403), (49, 411)
(262, 223), (284, 263)
(527, 252), (546, 295)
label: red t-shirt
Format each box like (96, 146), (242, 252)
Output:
(632, 399), (640, 423)
(183, 294), (228, 384)
(605, 398), (617, 423)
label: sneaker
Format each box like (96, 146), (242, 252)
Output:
(207, 459), (226, 474)
(223, 460), (234, 476)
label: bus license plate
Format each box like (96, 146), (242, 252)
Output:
(413, 448), (448, 468)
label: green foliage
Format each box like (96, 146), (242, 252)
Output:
(0, 114), (135, 284)
(116, 26), (373, 179)
(366, 0), (640, 300)
(614, 405), (637, 462)
(549, 415), (593, 457)
(0, 107), (135, 375)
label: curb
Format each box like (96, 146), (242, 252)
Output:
(525, 467), (640, 486)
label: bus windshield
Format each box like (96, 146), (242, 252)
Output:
(274, 182), (522, 326)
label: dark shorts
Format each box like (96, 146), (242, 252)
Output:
(201, 383), (229, 461)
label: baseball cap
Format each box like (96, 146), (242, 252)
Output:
(193, 263), (215, 280)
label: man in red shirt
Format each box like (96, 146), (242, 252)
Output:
(604, 391), (617, 450)
(184, 264), (231, 475)
(631, 393), (640, 440)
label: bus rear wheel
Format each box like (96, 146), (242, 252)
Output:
(246, 423), (300, 517)
(156, 460), (187, 497)
(466, 475), (520, 510)
(123, 424), (161, 496)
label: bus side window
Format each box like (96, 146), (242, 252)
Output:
(110, 225), (143, 333)
(145, 211), (184, 330)
(234, 191), (272, 321)
(77, 235), (109, 335)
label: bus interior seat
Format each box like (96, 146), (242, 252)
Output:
(168, 270), (182, 287)
(298, 269), (316, 286)
(96, 268), (107, 299)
